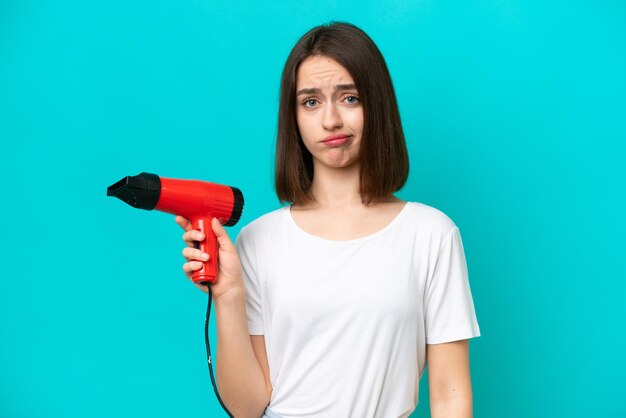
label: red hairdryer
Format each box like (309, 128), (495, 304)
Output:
(107, 172), (244, 284)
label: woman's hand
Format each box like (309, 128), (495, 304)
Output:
(176, 215), (244, 300)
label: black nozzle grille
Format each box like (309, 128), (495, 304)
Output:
(225, 186), (244, 227)
(107, 172), (161, 210)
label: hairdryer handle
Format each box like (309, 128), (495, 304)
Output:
(191, 218), (218, 285)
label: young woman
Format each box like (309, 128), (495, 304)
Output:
(177, 22), (480, 418)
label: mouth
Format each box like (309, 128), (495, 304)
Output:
(321, 134), (352, 147)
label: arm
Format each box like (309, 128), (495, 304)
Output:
(427, 339), (474, 418)
(214, 290), (273, 418)
(178, 216), (272, 418)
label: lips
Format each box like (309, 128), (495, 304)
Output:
(321, 134), (352, 147)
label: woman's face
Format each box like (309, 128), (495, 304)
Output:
(295, 55), (364, 170)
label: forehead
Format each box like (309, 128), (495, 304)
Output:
(296, 55), (354, 88)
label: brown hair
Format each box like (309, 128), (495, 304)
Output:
(275, 22), (409, 205)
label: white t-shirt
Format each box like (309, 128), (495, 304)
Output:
(235, 202), (480, 418)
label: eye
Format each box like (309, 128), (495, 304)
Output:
(343, 95), (360, 105)
(302, 98), (319, 108)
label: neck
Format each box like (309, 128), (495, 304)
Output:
(306, 162), (361, 209)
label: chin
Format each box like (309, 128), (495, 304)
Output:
(326, 158), (358, 169)
(322, 149), (358, 167)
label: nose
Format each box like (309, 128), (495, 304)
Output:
(322, 102), (343, 131)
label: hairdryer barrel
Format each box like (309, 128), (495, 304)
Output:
(107, 172), (244, 284)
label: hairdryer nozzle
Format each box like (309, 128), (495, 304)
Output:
(107, 172), (161, 210)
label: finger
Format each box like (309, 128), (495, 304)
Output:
(182, 247), (209, 262)
(182, 261), (204, 275)
(212, 217), (234, 251)
(182, 230), (205, 247)
(175, 215), (193, 231)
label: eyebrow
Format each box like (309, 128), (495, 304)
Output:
(296, 84), (357, 96)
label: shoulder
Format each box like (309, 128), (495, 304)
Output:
(401, 201), (458, 236)
(236, 206), (289, 245)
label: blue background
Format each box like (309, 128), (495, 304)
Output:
(1, 0), (625, 417)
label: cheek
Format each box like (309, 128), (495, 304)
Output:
(345, 109), (364, 134)
(296, 113), (315, 139)
(340, 103), (362, 121)
(355, 114), (364, 133)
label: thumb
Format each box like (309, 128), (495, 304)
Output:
(212, 217), (234, 251)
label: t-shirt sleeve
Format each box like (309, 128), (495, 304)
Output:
(235, 226), (264, 335)
(424, 226), (481, 344)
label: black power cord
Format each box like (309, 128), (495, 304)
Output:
(205, 286), (234, 418)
